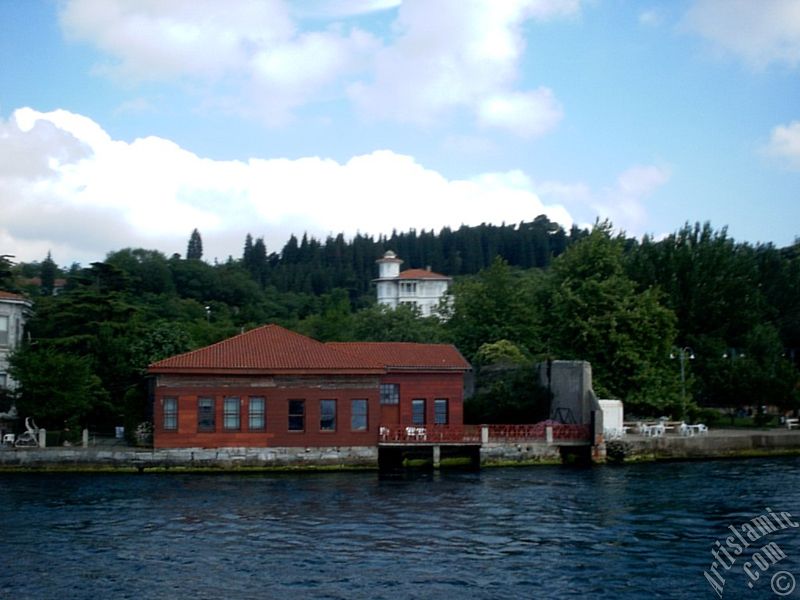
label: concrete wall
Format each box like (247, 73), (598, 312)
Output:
(480, 442), (561, 465)
(0, 446), (379, 471)
(538, 360), (604, 440)
(611, 430), (800, 461)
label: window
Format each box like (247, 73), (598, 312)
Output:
(224, 397), (240, 431)
(412, 399), (426, 426)
(400, 281), (417, 295)
(434, 398), (449, 425)
(198, 397), (215, 432)
(351, 399), (368, 431)
(163, 397), (178, 431)
(249, 397), (265, 431)
(0, 315), (8, 346)
(380, 384), (399, 405)
(320, 399), (336, 431)
(288, 400), (305, 431)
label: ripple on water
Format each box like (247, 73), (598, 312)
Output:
(1, 458), (800, 599)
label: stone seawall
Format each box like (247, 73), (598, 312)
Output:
(0, 446), (379, 471)
(608, 429), (800, 462)
(2, 429), (799, 471)
(480, 442), (562, 465)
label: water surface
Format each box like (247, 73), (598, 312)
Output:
(1, 458), (799, 599)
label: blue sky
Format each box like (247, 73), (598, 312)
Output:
(1, 0), (798, 266)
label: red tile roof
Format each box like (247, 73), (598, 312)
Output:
(149, 324), (385, 374)
(0, 291), (30, 303)
(149, 324), (471, 375)
(398, 268), (450, 280)
(329, 342), (470, 371)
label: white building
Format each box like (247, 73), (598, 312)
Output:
(374, 251), (451, 317)
(0, 291), (31, 391)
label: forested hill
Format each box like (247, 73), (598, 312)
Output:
(4, 219), (800, 435)
(244, 215), (587, 297)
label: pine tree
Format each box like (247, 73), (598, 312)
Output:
(40, 251), (57, 296)
(187, 229), (203, 260)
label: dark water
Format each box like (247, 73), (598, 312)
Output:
(2, 458), (800, 599)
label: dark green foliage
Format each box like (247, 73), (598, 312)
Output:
(186, 228), (203, 260)
(465, 340), (551, 424)
(40, 252), (58, 296)
(236, 216), (580, 299)
(445, 257), (541, 360)
(5, 217), (799, 430)
(351, 303), (447, 343)
(544, 222), (679, 412)
(0, 255), (15, 291)
(9, 346), (109, 429)
(465, 366), (551, 424)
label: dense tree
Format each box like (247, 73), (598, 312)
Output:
(0, 255), (19, 291)
(40, 251), (58, 296)
(4, 217), (798, 432)
(465, 340), (551, 424)
(351, 303), (447, 343)
(186, 228), (203, 260)
(9, 346), (108, 430)
(445, 257), (541, 361)
(543, 222), (681, 415)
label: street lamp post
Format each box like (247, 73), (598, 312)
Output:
(670, 346), (695, 419)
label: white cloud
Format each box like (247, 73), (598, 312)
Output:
(60, 0), (296, 81)
(348, 0), (577, 134)
(0, 108), (573, 265)
(59, 0), (577, 133)
(536, 165), (671, 236)
(764, 121), (800, 170)
(477, 88), (563, 138)
(59, 0), (379, 125)
(290, 0), (402, 20)
(684, 0), (800, 68)
(638, 8), (663, 27)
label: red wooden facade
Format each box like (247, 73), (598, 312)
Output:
(149, 325), (470, 449)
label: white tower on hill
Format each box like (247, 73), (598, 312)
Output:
(374, 251), (451, 318)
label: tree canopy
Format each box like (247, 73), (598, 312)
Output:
(3, 218), (799, 430)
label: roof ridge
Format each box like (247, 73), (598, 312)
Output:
(149, 323), (388, 372)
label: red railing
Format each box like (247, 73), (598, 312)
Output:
(485, 423), (591, 442)
(378, 422), (591, 444)
(379, 425), (481, 443)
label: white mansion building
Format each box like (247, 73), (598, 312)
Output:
(374, 251), (451, 317)
(0, 291), (31, 392)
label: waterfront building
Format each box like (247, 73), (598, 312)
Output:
(374, 251), (451, 317)
(0, 291), (32, 392)
(148, 324), (470, 449)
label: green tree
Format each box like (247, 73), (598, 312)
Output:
(351, 303), (447, 343)
(106, 248), (175, 295)
(544, 222), (679, 414)
(445, 257), (541, 361)
(40, 251), (58, 296)
(465, 340), (550, 424)
(9, 346), (108, 429)
(296, 288), (354, 341)
(187, 228), (203, 260)
(0, 255), (17, 291)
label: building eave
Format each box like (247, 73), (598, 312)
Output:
(148, 366), (386, 377)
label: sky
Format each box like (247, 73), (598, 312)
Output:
(0, 0), (798, 267)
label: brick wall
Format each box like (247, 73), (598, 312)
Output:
(154, 371), (466, 448)
(382, 372), (465, 426)
(154, 381), (381, 449)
